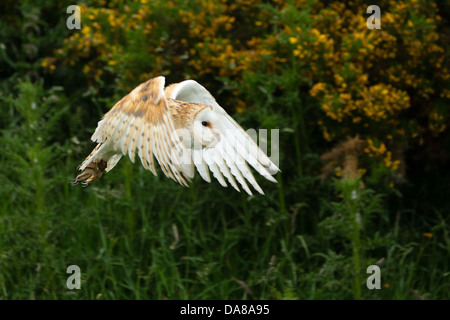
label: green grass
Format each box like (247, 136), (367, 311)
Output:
(1, 171), (448, 300)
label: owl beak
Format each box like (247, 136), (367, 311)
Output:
(202, 130), (221, 148)
(213, 130), (221, 143)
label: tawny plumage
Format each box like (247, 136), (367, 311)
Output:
(72, 76), (279, 195)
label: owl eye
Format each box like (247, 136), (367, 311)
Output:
(201, 121), (208, 127)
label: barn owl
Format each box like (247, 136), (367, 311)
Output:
(72, 76), (279, 195)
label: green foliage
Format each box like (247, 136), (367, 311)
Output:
(0, 0), (449, 300)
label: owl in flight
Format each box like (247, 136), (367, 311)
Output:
(72, 76), (279, 195)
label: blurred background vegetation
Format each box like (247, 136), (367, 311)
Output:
(0, 0), (449, 299)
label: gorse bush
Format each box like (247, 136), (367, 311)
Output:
(0, 0), (449, 299)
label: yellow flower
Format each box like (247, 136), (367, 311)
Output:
(289, 37), (298, 44)
(310, 82), (326, 96)
(323, 128), (332, 141)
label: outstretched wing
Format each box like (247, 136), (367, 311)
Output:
(90, 76), (188, 186)
(192, 118), (278, 196)
(165, 80), (280, 195)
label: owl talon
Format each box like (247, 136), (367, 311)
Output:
(70, 180), (80, 186)
(71, 160), (107, 187)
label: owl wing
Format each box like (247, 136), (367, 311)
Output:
(89, 76), (189, 186)
(165, 80), (280, 195)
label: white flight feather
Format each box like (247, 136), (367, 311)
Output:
(216, 137), (256, 195)
(223, 139), (264, 194)
(193, 149), (211, 183)
(119, 116), (136, 155)
(202, 148), (227, 187)
(210, 142), (240, 192)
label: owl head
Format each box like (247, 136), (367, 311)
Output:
(191, 107), (222, 149)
